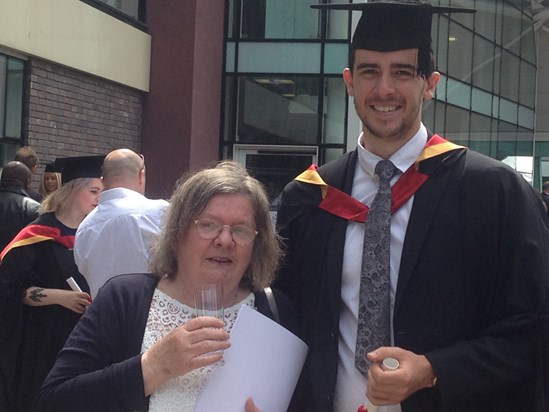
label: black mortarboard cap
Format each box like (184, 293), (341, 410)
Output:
(54, 155), (104, 184)
(312, 1), (476, 76)
(44, 162), (60, 173)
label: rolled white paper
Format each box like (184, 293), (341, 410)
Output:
(66, 277), (83, 292)
(361, 358), (401, 412)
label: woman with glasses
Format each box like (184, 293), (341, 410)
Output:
(37, 161), (297, 412)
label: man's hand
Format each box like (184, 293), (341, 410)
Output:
(366, 347), (437, 406)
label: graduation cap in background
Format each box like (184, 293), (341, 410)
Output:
(44, 162), (60, 173)
(311, 0), (476, 77)
(54, 155), (105, 184)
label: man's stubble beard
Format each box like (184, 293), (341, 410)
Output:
(355, 98), (423, 143)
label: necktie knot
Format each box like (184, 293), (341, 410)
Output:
(375, 159), (398, 184)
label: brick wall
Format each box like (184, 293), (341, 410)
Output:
(24, 57), (144, 188)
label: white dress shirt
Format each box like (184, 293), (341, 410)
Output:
(334, 124), (429, 412)
(74, 188), (169, 298)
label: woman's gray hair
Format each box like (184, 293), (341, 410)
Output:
(149, 161), (283, 292)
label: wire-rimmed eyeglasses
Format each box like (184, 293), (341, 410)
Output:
(193, 218), (258, 246)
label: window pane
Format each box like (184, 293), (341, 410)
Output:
(470, 112), (494, 140)
(223, 76), (236, 143)
(501, 2), (522, 55)
(325, 3), (350, 40)
(519, 61), (536, 108)
(500, 50), (519, 101)
(450, 0), (475, 29)
(447, 22), (473, 81)
(227, 0), (236, 39)
(99, 0), (142, 21)
(471, 88), (493, 117)
(324, 43), (348, 75)
(5, 57), (24, 138)
(238, 43), (321, 73)
(445, 105), (470, 143)
(241, 0), (319, 39)
(323, 147), (344, 164)
(474, 0), (497, 39)
(236, 76), (320, 145)
(472, 35), (495, 92)
(432, 100), (446, 133)
(435, 16), (449, 74)
(322, 77), (346, 145)
(422, 99), (435, 132)
(446, 78), (471, 110)
(0, 55), (5, 137)
(520, 12), (536, 64)
(0, 140), (19, 164)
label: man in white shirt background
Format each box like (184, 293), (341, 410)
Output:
(75, 148), (169, 298)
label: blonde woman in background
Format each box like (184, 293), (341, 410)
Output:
(39, 163), (62, 199)
(0, 156), (104, 412)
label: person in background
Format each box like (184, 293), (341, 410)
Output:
(38, 161), (296, 412)
(14, 146), (42, 202)
(275, 2), (549, 411)
(0, 161), (40, 252)
(74, 148), (169, 298)
(39, 163), (62, 199)
(0, 155), (104, 412)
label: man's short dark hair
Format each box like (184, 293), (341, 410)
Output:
(0, 161), (32, 189)
(14, 146), (39, 170)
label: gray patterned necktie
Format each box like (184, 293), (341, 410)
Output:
(355, 159), (398, 376)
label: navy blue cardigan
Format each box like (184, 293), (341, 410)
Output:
(37, 273), (298, 412)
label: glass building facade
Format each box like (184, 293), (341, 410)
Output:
(0, 53), (25, 165)
(222, 0), (539, 192)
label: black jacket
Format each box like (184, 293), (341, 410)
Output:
(276, 146), (549, 412)
(0, 186), (40, 251)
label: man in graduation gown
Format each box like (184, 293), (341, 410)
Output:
(275, 2), (549, 411)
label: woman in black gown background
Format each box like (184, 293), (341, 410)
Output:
(0, 156), (104, 412)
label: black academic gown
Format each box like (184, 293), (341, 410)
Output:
(0, 212), (89, 412)
(276, 145), (549, 412)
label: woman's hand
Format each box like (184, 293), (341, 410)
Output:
(141, 316), (230, 395)
(23, 287), (91, 314)
(55, 290), (92, 313)
(245, 397), (261, 412)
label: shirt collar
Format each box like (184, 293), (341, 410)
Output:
(356, 123), (429, 177)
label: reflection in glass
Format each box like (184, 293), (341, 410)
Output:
(244, 151), (317, 212)
(237, 76), (320, 145)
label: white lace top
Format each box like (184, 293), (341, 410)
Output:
(141, 288), (255, 412)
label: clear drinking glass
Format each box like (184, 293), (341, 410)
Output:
(194, 284), (225, 360)
(194, 284), (224, 321)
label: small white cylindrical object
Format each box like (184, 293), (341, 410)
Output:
(361, 358), (400, 412)
(66, 277), (83, 292)
(381, 357), (400, 371)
